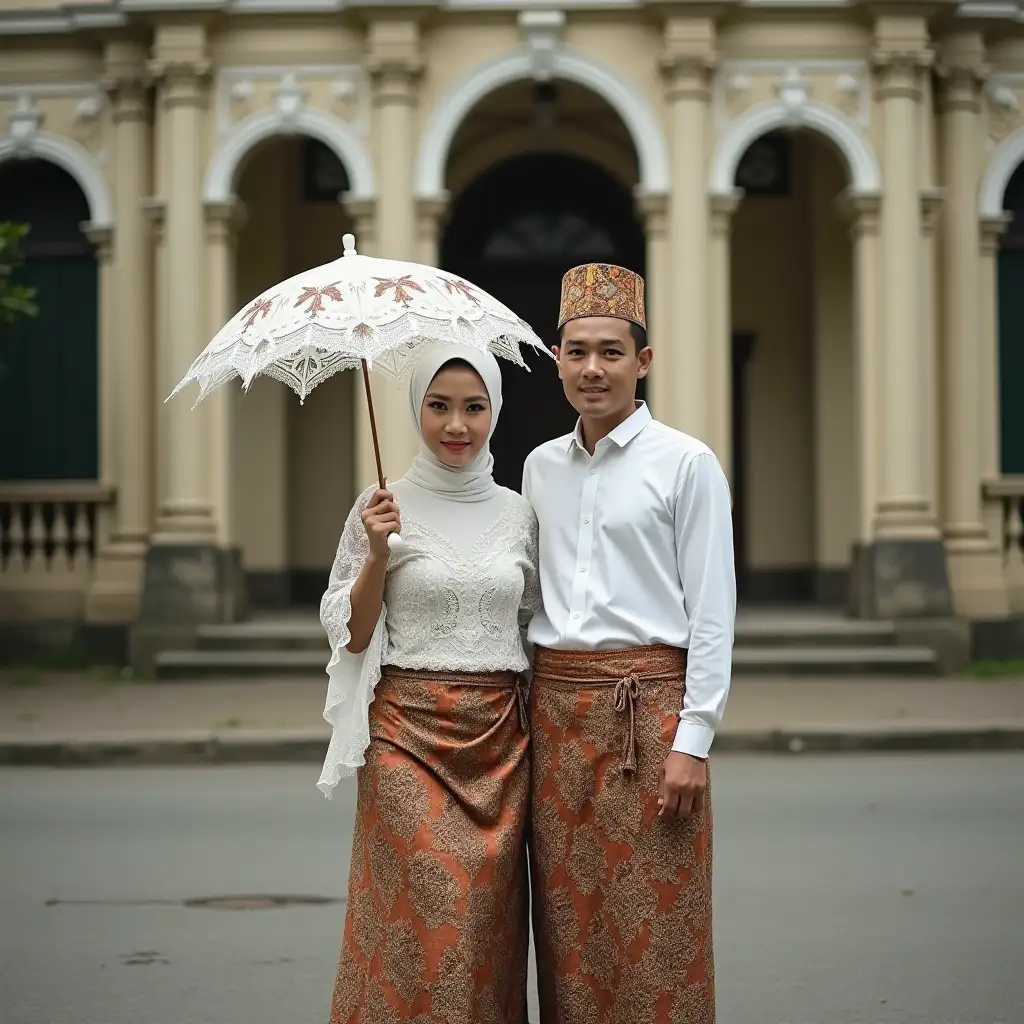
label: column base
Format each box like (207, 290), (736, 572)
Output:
(129, 541), (247, 676)
(151, 499), (217, 545)
(848, 537), (954, 620)
(84, 532), (149, 624)
(943, 532), (1011, 620)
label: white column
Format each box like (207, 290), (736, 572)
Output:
(838, 192), (882, 545)
(87, 46), (156, 621)
(937, 44), (1009, 617)
(148, 28), (216, 543)
(416, 195), (448, 268)
(367, 19), (422, 481)
(204, 200), (246, 550)
(708, 191), (740, 480)
(980, 216), (1012, 553)
(920, 189), (942, 530)
(872, 48), (938, 539)
(660, 18), (715, 442)
(636, 191), (669, 419)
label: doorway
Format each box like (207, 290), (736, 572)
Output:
(441, 152), (646, 492)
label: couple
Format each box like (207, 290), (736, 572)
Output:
(318, 263), (737, 1024)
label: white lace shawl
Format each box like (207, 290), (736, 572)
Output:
(316, 480), (540, 798)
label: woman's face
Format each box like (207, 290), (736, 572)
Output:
(419, 363), (492, 468)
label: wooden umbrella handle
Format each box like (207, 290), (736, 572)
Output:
(360, 359), (386, 490)
(360, 359), (407, 554)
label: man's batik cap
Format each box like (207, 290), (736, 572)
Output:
(557, 262), (646, 331)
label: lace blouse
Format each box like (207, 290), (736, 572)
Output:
(317, 480), (541, 797)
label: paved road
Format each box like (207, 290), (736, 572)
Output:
(2, 756), (1021, 1024)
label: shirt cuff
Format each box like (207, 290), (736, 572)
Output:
(671, 720), (715, 759)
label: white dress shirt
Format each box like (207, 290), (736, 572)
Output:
(523, 402), (736, 758)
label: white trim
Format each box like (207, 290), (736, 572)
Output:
(979, 125), (1024, 217)
(0, 130), (113, 228)
(709, 97), (881, 195)
(956, 1), (1024, 20)
(203, 104), (375, 203)
(416, 48), (670, 198)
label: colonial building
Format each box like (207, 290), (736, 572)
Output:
(0, 0), (1022, 668)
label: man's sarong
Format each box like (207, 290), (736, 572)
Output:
(529, 645), (714, 1024)
(330, 667), (530, 1024)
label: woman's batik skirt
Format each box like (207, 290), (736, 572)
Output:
(529, 644), (715, 1024)
(329, 666), (531, 1024)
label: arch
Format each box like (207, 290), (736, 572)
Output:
(709, 100), (881, 196)
(203, 106), (375, 204)
(979, 125), (1024, 218)
(416, 49), (670, 198)
(0, 131), (113, 228)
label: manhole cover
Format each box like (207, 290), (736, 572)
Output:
(184, 895), (340, 911)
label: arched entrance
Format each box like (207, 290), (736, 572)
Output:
(229, 136), (357, 606)
(440, 80), (646, 492)
(728, 130), (857, 604)
(998, 163), (1024, 474)
(0, 159), (98, 480)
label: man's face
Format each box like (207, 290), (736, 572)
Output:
(556, 316), (652, 421)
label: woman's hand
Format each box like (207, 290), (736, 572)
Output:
(361, 488), (401, 558)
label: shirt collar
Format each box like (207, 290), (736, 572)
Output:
(567, 401), (652, 454)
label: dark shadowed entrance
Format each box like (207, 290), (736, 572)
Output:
(441, 153), (645, 492)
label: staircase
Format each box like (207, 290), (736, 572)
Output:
(153, 608), (941, 680)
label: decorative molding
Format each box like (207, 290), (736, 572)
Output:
(518, 10), (566, 82)
(979, 124), (1024, 217)
(204, 105), (375, 203)
(272, 72), (307, 125)
(416, 47), (670, 198)
(634, 188), (669, 237)
(0, 124), (114, 228)
(984, 71), (1024, 143)
(710, 93), (880, 196)
(81, 222), (114, 262)
(955, 1), (1024, 21)
(214, 64), (368, 136)
(714, 60), (872, 131)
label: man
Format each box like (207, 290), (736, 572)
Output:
(522, 262), (736, 1023)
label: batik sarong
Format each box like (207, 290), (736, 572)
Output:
(330, 666), (531, 1024)
(529, 644), (714, 1024)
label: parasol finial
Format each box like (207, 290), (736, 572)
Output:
(343, 233), (357, 257)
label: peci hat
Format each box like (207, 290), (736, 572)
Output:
(557, 262), (646, 331)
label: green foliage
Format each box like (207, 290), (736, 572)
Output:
(0, 222), (38, 338)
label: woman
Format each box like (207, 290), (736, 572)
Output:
(318, 343), (539, 1024)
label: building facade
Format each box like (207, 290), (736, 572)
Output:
(0, 0), (1022, 663)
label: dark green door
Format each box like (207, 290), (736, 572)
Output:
(0, 159), (98, 481)
(998, 249), (1024, 474)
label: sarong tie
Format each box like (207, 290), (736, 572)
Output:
(613, 673), (640, 774)
(514, 675), (529, 733)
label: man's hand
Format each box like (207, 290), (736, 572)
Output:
(658, 751), (707, 821)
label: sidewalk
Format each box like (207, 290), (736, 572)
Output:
(2, 671), (1024, 765)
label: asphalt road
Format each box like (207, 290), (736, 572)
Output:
(2, 755), (1021, 1024)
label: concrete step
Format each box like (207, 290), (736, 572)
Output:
(156, 643), (940, 680)
(732, 646), (939, 676)
(196, 620), (328, 652)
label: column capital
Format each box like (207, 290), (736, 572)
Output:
(872, 48), (933, 101)
(204, 199), (247, 244)
(709, 189), (741, 236)
(415, 192), (449, 232)
(81, 222), (114, 264)
(635, 189), (669, 237)
(660, 53), (716, 103)
(935, 60), (987, 113)
(836, 189), (882, 238)
(148, 57), (211, 108)
(343, 197), (377, 254)
(980, 212), (1013, 254)
(142, 196), (167, 245)
(102, 41), (151, 123)
(920, 187), (945, 237)
(367, 18), (424, 102)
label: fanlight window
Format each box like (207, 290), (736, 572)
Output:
(482, 211), (617, 262)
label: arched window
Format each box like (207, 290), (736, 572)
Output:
(0, 159), (98, 480)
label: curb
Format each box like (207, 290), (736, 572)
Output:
(2, 725), (1024, 766)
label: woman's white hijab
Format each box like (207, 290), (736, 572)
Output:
(401, 343), (503, 503)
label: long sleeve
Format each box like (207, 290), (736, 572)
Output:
(672, 452), (737, 758)
(518, 507), (541, 676)
(317, 485), (388, 799)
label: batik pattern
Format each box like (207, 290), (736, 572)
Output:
(529, 645), (714, 1024)
(557, 263), (646, 330)
(330, 667), (530, 1024)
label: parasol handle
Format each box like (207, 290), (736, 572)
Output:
(360, 359), (408, 555)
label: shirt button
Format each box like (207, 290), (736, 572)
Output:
(590, 469), (597, 476)
(573, 612), (581, 620)
(579, 566), (587, 573)
(583, 516), (590, 524)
